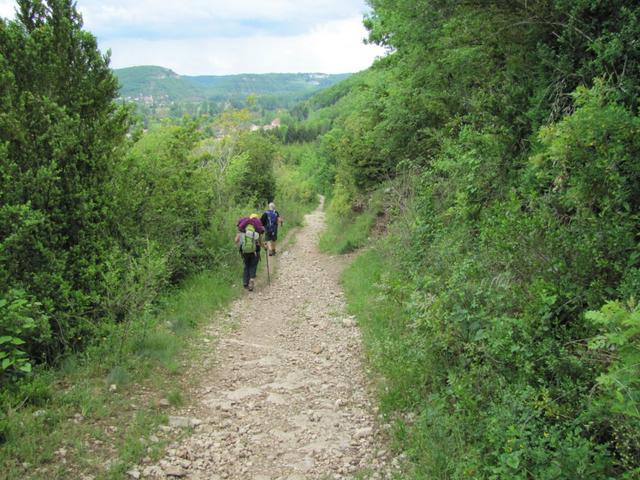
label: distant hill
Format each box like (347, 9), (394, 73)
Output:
(114, 66), (351, 104)
(115, 66), (202, 101)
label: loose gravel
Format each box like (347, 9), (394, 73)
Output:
(135, 200), (399, 480)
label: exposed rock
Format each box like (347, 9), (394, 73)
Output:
(168, 416), (200, 428)
(342, 317), (356, 328)
(164, 465), (187, 477)
(142, 465), (164, 477)
(355, 427), (373, 439)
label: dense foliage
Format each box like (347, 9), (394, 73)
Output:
(0, 1), (281, 380)
(293, 0), (640, 477)
(0, 0), (131, 365)
(3, 0), (639, 477)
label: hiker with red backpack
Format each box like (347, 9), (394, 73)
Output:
(261, 202), (283, 256)
(235, 213), (265, 291)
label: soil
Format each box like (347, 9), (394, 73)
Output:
(134, 199), (398, 480)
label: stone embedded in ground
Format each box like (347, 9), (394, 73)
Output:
(168, 416), (200, 428)
(355, 427), (373, 439)
(142, 466), (164, 477)
(125, 469), (141, 479)
(342, 317), (356, 328)
(164, 465), (187, 477)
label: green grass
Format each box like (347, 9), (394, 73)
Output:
(341, 243), (442, 479)
(167, 388), (183, 407)
(319, 209), (377, 254)
(0, 267), (239, 480)
(320, 190), (384, 254)
(341, 247), (419, 410)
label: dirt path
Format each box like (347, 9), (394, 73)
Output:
(136, 199), (397, 480)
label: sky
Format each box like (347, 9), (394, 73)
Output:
(0, 0), (386, 75)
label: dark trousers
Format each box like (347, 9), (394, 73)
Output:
(242, 251), (260, 287)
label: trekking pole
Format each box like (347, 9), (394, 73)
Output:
(264, 245), (271, 286)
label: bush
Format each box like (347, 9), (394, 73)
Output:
(0, 290), (50, 379)
(0, 1), (130, 359)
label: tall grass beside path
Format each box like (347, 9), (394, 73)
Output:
(341, 243), (454, 479)
(319, 188), (385, 254)
(0, 268), (240, 480)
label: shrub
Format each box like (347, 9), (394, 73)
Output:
(0, 290), (50, 379)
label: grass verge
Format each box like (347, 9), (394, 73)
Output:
(0, 268), (239, 480)
(319, 189), (385, 254)
(340, 239), (439, 478)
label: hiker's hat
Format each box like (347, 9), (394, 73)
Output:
(268, 202), (275, 210)
(250, 213), (259, 219)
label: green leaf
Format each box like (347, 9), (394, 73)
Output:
(506, 453), (520, 469)
(2, 358), (13, 370)
(18, 363), (32, 373)
(10, 337), (26, 345)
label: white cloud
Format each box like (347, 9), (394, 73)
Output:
(105, 17), (384, 75)
(0, 0), (385, 74)
(77, 0), (369, 39)
(0, 1), (14, 18)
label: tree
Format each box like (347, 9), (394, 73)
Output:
(0, 0), (130, 359)
(225, 132), (277, 206)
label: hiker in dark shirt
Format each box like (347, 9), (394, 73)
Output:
(260, 202), (283, 256)
(235, 213), (264, 291)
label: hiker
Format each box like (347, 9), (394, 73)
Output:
(235, 213), (264, 291)
(261, 202), (283, 256)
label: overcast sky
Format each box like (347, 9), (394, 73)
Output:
(0, 0), (386, 75)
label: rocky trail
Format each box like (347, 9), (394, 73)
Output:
(132, 199), (399, 480)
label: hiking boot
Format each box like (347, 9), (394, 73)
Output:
(248, 278), (255, 291)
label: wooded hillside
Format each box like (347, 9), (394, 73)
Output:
(115, 66), (351, 121)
